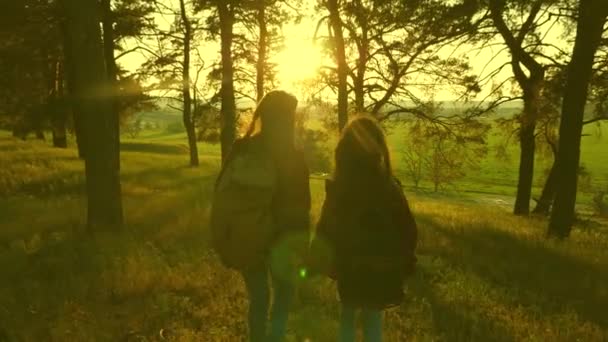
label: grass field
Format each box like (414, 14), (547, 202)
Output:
(386, 122), (608, 201)
(0, 130), (607, 341)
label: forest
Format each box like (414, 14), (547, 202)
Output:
(0, 0), (607, 341)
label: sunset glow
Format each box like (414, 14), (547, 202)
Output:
(273, 33), (324, 86)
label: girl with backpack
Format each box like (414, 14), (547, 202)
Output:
(211, 90), (311, 342)
(312, 115), (418, 342)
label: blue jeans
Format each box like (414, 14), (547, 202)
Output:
(339, 305), (383, 342)
(242, 268), (294, 342)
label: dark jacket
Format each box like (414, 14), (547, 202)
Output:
(314, 177), (418, 309)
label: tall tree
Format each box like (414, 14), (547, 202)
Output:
(48, 59), (68, 148)
(179, 0), (200, 166)
(315, 0), (481, 129)
(532, 56), (608, 215)
(136, 0), (202, 166)
(59, 8), (86, 157)
(101, 0), (123, 174)
(228, 0), (297, 103)
(488, 0), (547, 215)
(60, 0), (124, 230)
(0, 0), (67, 144)
(218, 1), (237, 161)
(548, 0), (608, 238)
(256, 0), (268, 102)
(326, 0), (348, 131)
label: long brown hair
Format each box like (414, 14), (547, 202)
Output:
(244, 90), (298, 143)
(334, 115), (393, 197)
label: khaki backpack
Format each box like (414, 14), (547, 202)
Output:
(210, 140), (278, 270)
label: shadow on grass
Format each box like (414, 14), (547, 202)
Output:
(121, 142), (188, 155)
(418, 214), (608, 331)
(0, 173), (218, 339)
(405, 264), (518, 342)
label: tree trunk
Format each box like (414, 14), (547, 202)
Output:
(513, 82), (542, 215)
(179, 0), (199, 167)
(513, 105), (536, 215)
(101, 0), (122, 173)
(218, 2), (237, 162)
(532, 161), (558, 215)
(489, 0), (544, 216)
(549, 0), (607, 238)
(72, 108), (86, 158)
(31, 104), (46, 141)
(59, 3), (85, 158)
(51, 61), (68, 148)
(61, 0), (123, 230)
(353, 0), (367, 113)
(256, 0), (267, 103)
(51, 110), (68, 148)
(327, 0), (348, 131)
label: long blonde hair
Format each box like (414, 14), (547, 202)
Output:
(334, 115), (393, 196)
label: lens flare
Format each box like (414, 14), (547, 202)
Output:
(299, 267), (308, 279)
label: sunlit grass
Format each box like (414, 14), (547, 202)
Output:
(0, 133), (606, 341)
(387, 121), (608, 204)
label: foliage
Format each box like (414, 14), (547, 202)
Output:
(401, 136), (427, 190)
(124, 114), (144, 138)
(400, 104), (490, 192)
(295, 108), (332, 174)
(200, 0), (302, 98)
(166, 121), (186, 134)
(313, 0), (482, 120)
(0, 0), (62, 132)
(592, 190), (608, 217)
(195, 102), (222, 143)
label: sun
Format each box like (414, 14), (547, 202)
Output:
(273, 33), (324, 87)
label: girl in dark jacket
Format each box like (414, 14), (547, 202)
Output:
(216, 90), (311, 342)
(314, 115), (417, 342)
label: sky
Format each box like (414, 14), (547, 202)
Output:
(120, 1), (570, 105)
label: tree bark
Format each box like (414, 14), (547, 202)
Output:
(179, 0), (199, 167)
(256, 0), (267, 103)
(513, 86), (541, 215)
(101, 0), (122, 174)
(489, 0), (545, 216)
(218, 2), (237, 162)
(61, 0), (123, 230)
(60, 1), (84, 158)
(327, 0), (348, 131)
(352, 0), (367, 113)
(72, 107), (86, 158)
(33, 104), (46, 140)
(51, 60), (68, 148)
(533, 161), (558, 215)
(548, 0), (607, 238)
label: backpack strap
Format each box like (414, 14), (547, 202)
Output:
(215, 138), (251, 190)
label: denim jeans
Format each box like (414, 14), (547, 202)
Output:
(242, 268), (294, 342)
(339, 305), (383, 342)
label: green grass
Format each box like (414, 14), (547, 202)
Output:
(0, 132), (607, 341)
(386, 121), (608, 207)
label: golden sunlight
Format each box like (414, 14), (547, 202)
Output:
(273, 33), (324, 87)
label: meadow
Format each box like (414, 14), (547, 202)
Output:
(385, 121), (608, 209)
(0, 128), (607, 341)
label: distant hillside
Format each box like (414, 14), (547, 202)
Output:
(139, 109), (180, 124)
